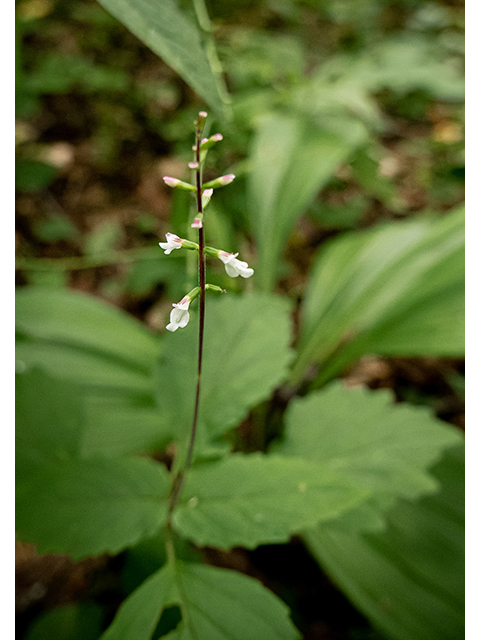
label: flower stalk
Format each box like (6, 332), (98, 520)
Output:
(164, 112), (253, 523)
(167, 113), (208, 519)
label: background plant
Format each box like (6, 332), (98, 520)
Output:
(15, 0), (464, 639)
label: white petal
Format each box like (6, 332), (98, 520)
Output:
(225, 263), (240, 277)
(178, 311), (190, 328)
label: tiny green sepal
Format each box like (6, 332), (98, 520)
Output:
(205, 284), (227, 293)
(204, 246), (221, 258)
(181, 239), (200, 251)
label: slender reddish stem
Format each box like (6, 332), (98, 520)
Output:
(167, 128), (205, 518)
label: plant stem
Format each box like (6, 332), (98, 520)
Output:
(167, 126), (206, 519)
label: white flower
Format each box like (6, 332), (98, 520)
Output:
(159, 233), (183, 255)
(166, 297), (191, 332)
(219, 252), (254, 278)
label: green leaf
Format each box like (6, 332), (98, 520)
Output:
(305, 445), (464, 640)
(247, 113), (367, 291)
(173, 453), (369, 549)
(278, 382), (462, 532)
(102, 560), (300, 640)
(16, 456), (170, 558)
(15, 287), (160, 373)
(96, 0), (225, 114)
(291, 207), (464, 384)
(154, 293), (293, 453)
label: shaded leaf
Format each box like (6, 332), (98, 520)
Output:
(173, 453), (369, 549)
(96, 0), (225, 114)
(305, 445), (464, 640)
(16, 456), (170, 558)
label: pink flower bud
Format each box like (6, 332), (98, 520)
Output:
(218, 174), (235, 186)
(199, 111), (208, 118)
(188, 161), (199, 169)
(163, 176), (180, 187)
(212, 133), (223, 142)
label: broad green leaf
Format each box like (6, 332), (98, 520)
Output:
(15, 287), (160, 372)
(173, 453), (369, 549)
(96, 0), (225, 114)
(16, 456), (170, 558)
(305, 445), (464, 640)
(101, 561), (300, 640)
(154, 293), (293, 453)
(16, 369), (84, 477)
(291, 207), (464, 384)
(247, 112), (367, 291)
(278, 382), (462, 532)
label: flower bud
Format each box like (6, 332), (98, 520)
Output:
(199, 133), (223, 152)
(202, 174), (235, 189)
(163, 176), (196, 192)
(202, 188), (213, 209)
(194, 111), (208, 131)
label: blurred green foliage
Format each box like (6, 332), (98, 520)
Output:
(16, 1), (464, 639)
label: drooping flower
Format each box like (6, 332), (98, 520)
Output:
(219, 251), (254, 278)
(159, 233), (184, 255)
(166, 296), (191, 332)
